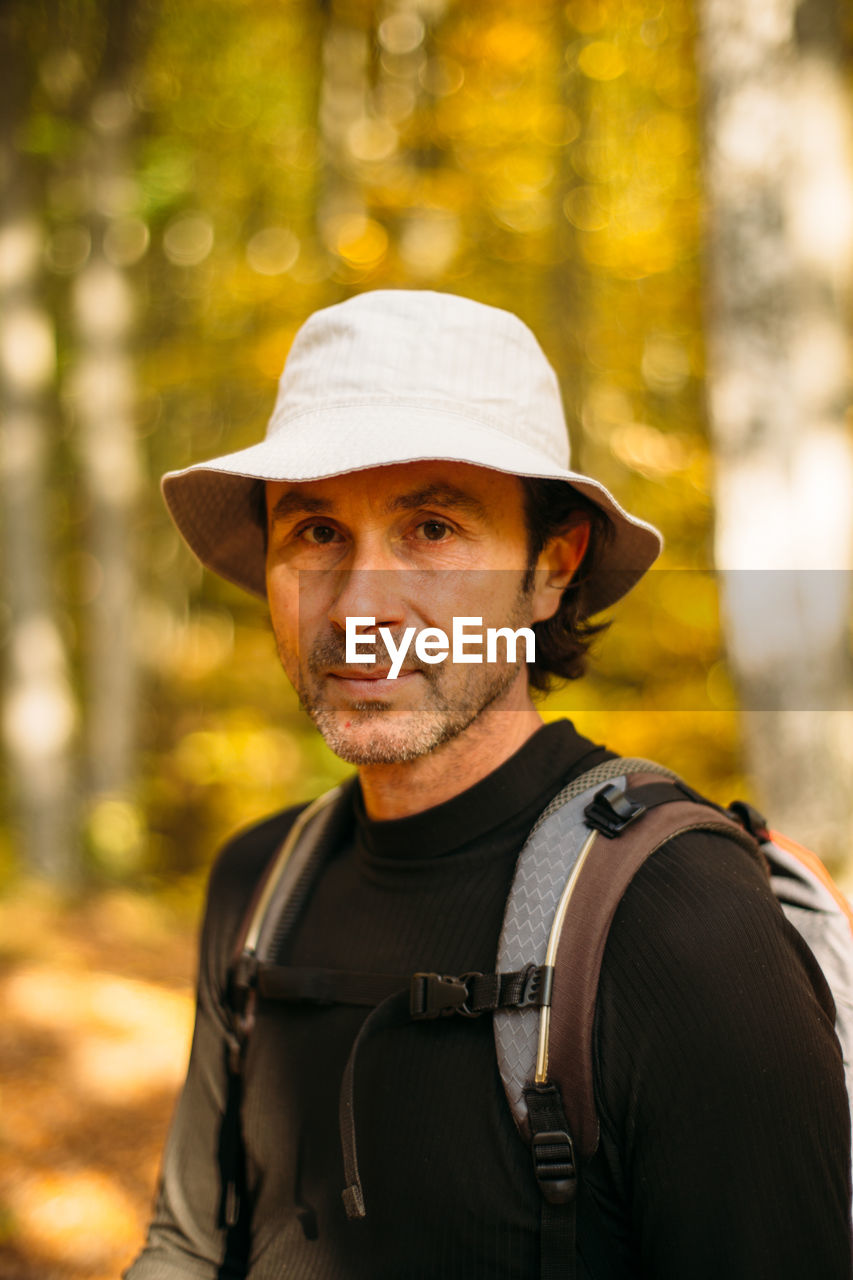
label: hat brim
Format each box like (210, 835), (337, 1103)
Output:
(162, 404), (662, 616)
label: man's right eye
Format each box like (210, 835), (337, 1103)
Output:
(300, 524), (341, 545)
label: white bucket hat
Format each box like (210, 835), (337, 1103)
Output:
(162, 290), (662, 615)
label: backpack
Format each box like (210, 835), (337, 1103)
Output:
(221, 756), (853, 1280)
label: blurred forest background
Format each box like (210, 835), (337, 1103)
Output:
(0, 0), (851, 1276)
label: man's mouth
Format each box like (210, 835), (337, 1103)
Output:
(328, 667), (421, 684)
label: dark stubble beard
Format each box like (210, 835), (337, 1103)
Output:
(290, 588), (535, 766)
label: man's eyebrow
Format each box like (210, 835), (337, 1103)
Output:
(267, 482), (489, 524)
(268, 490), (334, 522)
(386, 484), (488, 518)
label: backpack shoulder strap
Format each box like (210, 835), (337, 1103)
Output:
(238, 784), (351, 956)
(217, 780), (356, 1231)
(546, 774), (759, 1159)
(227, 780), (357, 1053)
(494, 757), (761, 1161)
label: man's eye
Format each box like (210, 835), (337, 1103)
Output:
(415, 520), (451, 542)
(301, 524), (340, 545)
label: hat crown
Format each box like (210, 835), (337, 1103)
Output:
(269, 290), (570, 470)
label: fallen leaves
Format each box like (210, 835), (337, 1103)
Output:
(0, 885), (195, 1280)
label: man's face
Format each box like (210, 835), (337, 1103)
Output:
(265, 461), (564, 766)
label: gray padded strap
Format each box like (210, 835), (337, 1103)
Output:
(493, 757), (678, 1137)
(255, 788), (346, 962)
(234, 783), (353, 968)
(530, 757), (678, 833)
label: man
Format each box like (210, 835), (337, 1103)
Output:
(128, 290), (851, 1279)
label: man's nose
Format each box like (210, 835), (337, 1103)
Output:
(327, 546), (408, 634)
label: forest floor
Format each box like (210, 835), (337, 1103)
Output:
(0, 883), (198, 1280)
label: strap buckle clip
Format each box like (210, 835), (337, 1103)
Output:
(228, 951), (259, 1020)
(531, 1128), (578, 1205)
(584, 783), (646, 838)
(727, 799), (770, 843)
(518, 962), (554, 1009)
(410, 972), (469, 1019)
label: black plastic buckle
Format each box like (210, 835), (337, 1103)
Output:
(727, 799), (770, 843)
(584, 783), (647, 838)
(518, 963), (554, 1009)
(410, 972), (469, 1019)
(531, 1128), (578, 1205)
(226, 951), (259, 1075)
(229, 951), (258, 1016)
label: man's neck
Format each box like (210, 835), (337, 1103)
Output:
(357, 696), (544, 821)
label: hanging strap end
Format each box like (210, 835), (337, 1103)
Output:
(342, 1182), (366, 1219)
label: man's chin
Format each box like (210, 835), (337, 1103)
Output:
(296, 662), (524, 766)
(308, 706), (457, 766)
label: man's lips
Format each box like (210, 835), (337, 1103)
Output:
(327, 667), (421, 682)
(324, 667), (425, 698)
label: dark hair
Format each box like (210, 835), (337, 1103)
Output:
(520, 477), (612, 692)
(252, 479), (268, 544)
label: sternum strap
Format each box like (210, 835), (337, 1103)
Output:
(245, 962), (551, 1018)
(257, 966), (407, 1006)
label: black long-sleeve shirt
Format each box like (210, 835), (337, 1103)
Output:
(126, 721), (852, 1278)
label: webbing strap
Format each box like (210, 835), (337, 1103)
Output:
(541, 1200), (576, 1280)
(257, 966), (408, 1007)
(245, 962), (551, 1017)
(218, 1041), (245, 1230)
(525, 1082), (577, 1280)
(218, 1041), (253, 1268)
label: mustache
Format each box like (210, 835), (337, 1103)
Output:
(306, 629), (435, 679)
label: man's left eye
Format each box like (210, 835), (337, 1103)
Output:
(415, 520), (451, 542)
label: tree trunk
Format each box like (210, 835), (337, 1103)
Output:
(70, 110), (142, 802)
(69, 0), (146, 807)
(0, 11), (78, 880)
(698, 0), (853, 867)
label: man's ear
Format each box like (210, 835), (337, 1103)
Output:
(529, 520), (591, 624)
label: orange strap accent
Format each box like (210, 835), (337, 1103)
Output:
(769, 828), (853, 938)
